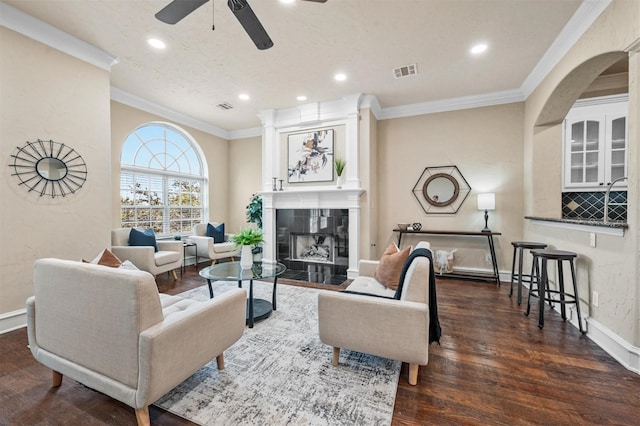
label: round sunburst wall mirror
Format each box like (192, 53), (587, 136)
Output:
(9, 139), (87, 198)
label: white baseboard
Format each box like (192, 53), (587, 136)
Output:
(519, 278), (640, 375)
(0, 308), (27, 334)
(585, 317), (640, 374)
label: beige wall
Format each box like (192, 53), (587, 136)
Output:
(228, 136), (262, 232)
(523, 0), (639, 345)
(0, 28), (112, 315)
(110, 101), (231, 230)
(376, 103), (525, 273)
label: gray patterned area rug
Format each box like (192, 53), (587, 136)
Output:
(154, 281), (400, 425)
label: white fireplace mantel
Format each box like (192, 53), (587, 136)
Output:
(261, 188), (364, 278)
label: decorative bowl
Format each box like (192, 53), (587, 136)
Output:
(397, 223), (409, 231)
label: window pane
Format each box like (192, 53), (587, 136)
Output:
(120, 123), (206, 236)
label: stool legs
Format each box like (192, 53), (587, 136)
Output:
(570, 260), (584, 334)
(524, 255), (539, 317)
(526, 253), (585, 335)
(537, 257), (548, 329)
(509, 246), (527, 305)
(509, 246), (517, 298)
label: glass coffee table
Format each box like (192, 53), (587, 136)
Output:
(199, 261), (286, 328)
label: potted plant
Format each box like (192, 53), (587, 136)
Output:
(334, 157), (346, 188)
(231, 228), (264, 269)
(246, 193), (262, 229)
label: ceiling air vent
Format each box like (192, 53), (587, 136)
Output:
(393, 63), (417, 79)
(217, 102), (234, 110)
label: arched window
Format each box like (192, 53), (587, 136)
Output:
(120, 123), (206, 236)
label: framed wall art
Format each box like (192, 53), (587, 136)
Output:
(287, 129), (334, 183)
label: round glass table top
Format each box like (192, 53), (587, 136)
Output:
(199, 261), (286, 281)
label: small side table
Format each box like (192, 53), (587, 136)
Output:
(182, 242), (197, 276)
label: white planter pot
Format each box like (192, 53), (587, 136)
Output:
(240, 245), (254, 269)
(336, 174), (345, 189)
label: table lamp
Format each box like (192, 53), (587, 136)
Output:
(477, 193), (495, 232)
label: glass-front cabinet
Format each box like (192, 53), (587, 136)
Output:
(563, 94), (628, 191)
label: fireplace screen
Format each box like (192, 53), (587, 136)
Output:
(290, 233), (336, 264)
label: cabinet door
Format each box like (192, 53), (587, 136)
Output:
(606, 114), (627, 185)
(564, 117), (604, 188)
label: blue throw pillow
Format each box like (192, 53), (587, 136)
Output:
(206, 223), (225, 243)
(129, 228), (158, 252)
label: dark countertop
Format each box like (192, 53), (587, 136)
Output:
(525, 216), (628, 229)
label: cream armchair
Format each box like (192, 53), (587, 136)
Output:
(26, 258), (246, 426)
(189, 222), (241, 266)
(111, 228), (183, 279)
(318, 242), (437, 386)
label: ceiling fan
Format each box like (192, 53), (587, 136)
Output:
(156, 0), (327, 50)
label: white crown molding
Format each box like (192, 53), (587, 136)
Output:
(0, 2), (118, 71)
(228, 127), (262, 140)
(110, 87), (230, 140)
(573, 93), (628, 108)
(377, 89), (525, 120)
(360, 94), (382, 120)
(520, 0), (612, 98)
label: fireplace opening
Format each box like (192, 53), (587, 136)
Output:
(291, 233), (335, 264)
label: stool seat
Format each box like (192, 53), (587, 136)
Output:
(530, 249), (577, 260)
(509, 241), (548, 305)
(526, 248), (584, 334)
(511, 241), (548, 249)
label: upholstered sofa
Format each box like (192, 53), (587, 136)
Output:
(189, 222), (241, 265)
(318, 241), (435, 385)
(111, 228), (183, 278)
(26, 258), (246, 425)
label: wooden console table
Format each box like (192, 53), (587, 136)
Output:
(394, 229), (501, 285)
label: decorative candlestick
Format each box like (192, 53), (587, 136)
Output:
(279, 179), (284, 191)
(272, 177), (278, 191)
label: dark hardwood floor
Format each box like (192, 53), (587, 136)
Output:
(2, 263), (639, 425)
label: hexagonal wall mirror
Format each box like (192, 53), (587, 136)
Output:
(412, 165), (470, 214)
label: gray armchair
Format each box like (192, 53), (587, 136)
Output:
(111, 228), (183, 279)
(26, 258), (246, 425)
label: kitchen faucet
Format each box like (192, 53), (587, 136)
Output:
(603, 176), (628, 224)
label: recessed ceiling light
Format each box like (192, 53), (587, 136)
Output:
(238, 93), (250, 101)
(334, 73), (347, 82)
(296, 95), (307, 101)
(470, 43), (488, 55)
(279, 0), (295, 4)
(147, 38), (166, 49)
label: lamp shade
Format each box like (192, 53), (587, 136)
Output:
(477, 193), (495, 211)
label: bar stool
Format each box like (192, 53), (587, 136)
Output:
(525, 249), (585, 334)
(509, 241), (547, 305)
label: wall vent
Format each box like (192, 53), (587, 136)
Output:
(393, 63), (417, 79)
(217, 102), (234, 110)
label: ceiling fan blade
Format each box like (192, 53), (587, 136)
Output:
(227, 0), (273, 50)
(156, 0), (210, 24)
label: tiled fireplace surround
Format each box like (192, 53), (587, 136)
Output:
(258, 95), (370, 281)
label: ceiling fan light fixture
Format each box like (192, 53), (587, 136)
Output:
(147, 38), (166, 49)
(470, 43), (488, 55)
